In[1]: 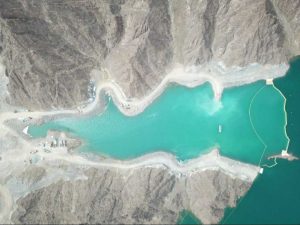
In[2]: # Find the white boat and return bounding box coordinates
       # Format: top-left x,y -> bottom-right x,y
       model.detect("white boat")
218,125 -> 222,133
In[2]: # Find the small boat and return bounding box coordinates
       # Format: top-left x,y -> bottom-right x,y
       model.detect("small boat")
259,168 -> 264,174
218,125 -> 222,133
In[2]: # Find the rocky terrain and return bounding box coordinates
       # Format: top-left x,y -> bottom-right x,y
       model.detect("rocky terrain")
9,164 -> 251,224
0,1 -> 299,224
0,0 -> 299,110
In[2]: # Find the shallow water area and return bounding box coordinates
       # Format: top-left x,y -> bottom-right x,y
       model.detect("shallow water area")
29,79 -> 287,165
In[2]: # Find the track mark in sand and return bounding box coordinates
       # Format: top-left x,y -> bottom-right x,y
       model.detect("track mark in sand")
0,185 -> 13,223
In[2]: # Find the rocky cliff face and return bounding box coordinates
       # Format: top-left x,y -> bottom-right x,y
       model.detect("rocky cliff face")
10,166 -> 251,224
0,0 -> 299,110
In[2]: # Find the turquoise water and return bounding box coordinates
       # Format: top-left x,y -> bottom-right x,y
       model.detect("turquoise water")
29,80 -> 287,165
177,210 -> 202,225
221,57 -> 300,224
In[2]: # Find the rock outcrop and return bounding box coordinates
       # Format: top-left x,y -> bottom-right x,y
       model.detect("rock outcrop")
0,0 -> 299,109
10,166 -> 251,224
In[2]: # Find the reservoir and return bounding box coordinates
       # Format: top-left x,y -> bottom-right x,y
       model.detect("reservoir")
28,75 -> 288,166
27,57 -> 300,224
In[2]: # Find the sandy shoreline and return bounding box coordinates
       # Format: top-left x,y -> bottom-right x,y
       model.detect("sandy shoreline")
30,147 -> 260,182
89,63 -> 289,116
0,63 -> 289,123
95,149 -> 261,181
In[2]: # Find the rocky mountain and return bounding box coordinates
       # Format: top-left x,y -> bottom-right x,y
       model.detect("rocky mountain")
0,0 -> 299,110
10,165 -> 251,224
